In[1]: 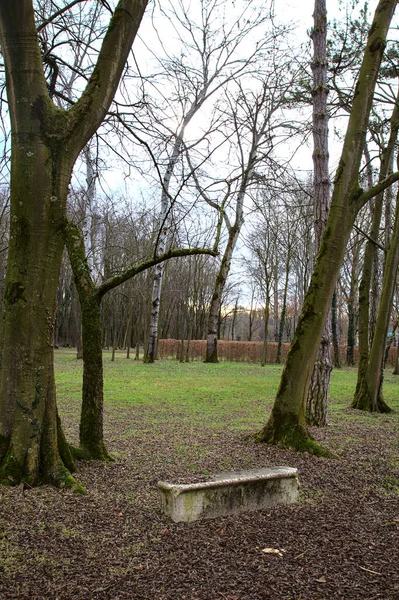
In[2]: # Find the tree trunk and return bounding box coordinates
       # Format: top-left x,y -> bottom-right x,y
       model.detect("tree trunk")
255,0 -> 397,454
346,272 -> 357,366
0,1 -> 79,488
66,224 -> 112,461
0,0 -> 148,487
355,99 -> 399,396
276,258 -> 290,364
393,339 -> 399,375
352,189 -> 399,412
261,299 -> 270,367
306,0 -> 332,427
205,226 -> 239,363
331,288 -> 341,368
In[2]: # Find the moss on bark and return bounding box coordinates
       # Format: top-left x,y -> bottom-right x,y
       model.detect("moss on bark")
254,410 -> 332,458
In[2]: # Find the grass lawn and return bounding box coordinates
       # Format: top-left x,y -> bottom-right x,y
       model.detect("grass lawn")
55,349 -> 399,439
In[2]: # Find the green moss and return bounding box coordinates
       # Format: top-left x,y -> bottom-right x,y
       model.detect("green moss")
54,461 -> 85,494
0,446 -> 23,486
4,281 -> 26,305
0,436 -> 9,462
254,410 -> 334,458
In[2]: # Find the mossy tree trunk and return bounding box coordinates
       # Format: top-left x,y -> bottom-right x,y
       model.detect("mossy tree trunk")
306,0 -> 332,427
0,0 -> 148,487
67,222 -> 217,458
352,187 -> 399,412
355,94 -> 399,398
255,0 -> 398,453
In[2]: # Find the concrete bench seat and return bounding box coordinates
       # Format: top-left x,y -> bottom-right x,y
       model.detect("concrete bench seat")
158,466 -> 299,522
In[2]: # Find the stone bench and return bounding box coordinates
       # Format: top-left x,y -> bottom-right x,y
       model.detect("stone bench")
158,466 -> 299,523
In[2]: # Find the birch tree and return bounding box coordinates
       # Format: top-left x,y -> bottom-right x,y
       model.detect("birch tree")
140,0 -> 278,362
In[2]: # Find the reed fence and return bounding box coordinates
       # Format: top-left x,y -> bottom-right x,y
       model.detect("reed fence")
157,339 -> 398,366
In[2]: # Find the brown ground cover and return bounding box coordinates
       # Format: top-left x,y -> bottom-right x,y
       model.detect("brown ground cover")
0,401 -> 398,599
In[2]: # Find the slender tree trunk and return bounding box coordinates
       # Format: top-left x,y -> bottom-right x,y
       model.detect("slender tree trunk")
255,0 -> 397,453
146,91 -> 209,363
331,288 -> 341,368
205,227 -> 239,362
261,298 -> 270,367
273,268 -> 279,342
352,189 -> 399,412
306,0 -> 332,427
66,225 -> 112,461
276,258 -> 290,364
346,295 -> 356,366
393,338 -> 399,374
355,102 -> 399,398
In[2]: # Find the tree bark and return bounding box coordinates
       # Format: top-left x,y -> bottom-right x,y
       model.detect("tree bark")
306,0 -> 332,427
261,299 -> 270,367
0,0 -> 149,487
255,0 -> 397,454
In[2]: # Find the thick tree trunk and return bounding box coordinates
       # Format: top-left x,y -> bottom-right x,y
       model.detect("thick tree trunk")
0,144 -> 81,487
0,0 -> 148,487
255,0 -> 397,453
306,0 -> 332,427
0,1 -> 80,487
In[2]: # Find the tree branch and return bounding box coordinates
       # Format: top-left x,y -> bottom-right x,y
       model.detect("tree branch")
36,0 -> 88,33
358,170 -> 399,209
352,224 -> 386,253
96,247 -> 218,300
68,0 -> 148,151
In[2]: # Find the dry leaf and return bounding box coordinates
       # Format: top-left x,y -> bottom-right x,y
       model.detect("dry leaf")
262,548 -> 284,557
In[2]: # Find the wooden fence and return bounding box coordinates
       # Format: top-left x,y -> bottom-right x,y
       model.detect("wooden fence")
157,339 -> 398,366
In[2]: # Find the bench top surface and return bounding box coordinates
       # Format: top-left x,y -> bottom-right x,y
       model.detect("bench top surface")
158,466 -> 298,493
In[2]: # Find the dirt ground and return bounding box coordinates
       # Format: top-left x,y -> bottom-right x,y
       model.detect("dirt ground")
0,404 -> 398,600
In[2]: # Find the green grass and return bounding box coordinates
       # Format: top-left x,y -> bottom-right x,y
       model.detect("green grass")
55,350 -> 399,433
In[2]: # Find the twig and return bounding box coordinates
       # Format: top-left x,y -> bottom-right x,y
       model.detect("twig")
359,566 -> 382,576
294,550 -> 308,560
